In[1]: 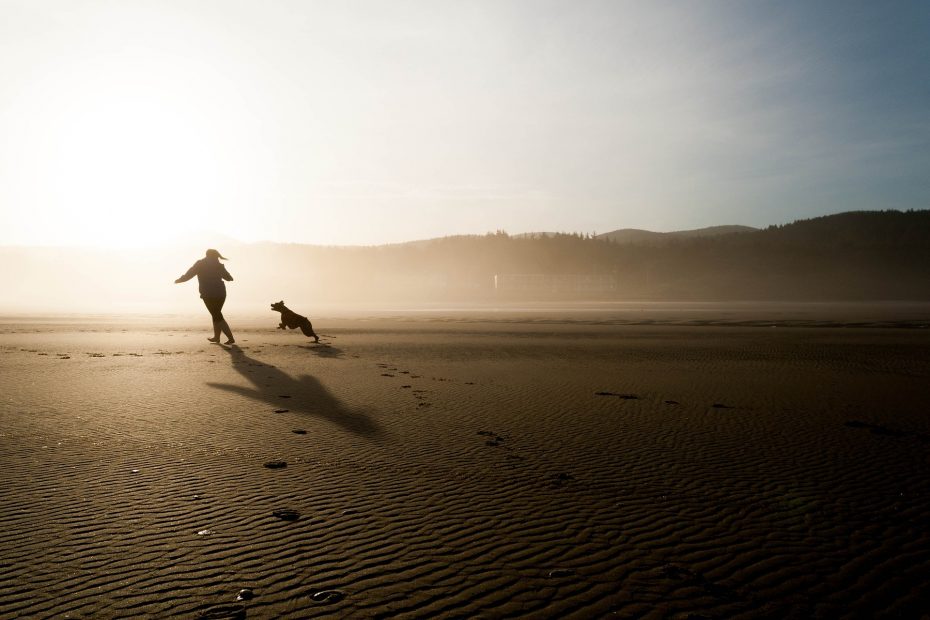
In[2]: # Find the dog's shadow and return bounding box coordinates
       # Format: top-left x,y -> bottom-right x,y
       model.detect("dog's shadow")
295,342 -> 344,359
207,346 -> 381,438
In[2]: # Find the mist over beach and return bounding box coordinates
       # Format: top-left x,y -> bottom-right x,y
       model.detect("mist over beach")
2,1 -> 930,618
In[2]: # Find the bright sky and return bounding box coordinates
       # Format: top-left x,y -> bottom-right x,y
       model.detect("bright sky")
1,0 -> 927,247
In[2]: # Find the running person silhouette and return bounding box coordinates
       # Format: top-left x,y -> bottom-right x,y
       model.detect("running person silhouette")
175,249 -> 236,345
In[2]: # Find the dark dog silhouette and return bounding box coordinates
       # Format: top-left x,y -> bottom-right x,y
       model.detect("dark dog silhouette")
271,300 -> 319,342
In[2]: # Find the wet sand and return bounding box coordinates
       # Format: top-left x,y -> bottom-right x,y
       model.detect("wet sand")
2,311 -> 929,618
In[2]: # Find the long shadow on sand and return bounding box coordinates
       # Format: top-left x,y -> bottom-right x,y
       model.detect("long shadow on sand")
207,346 -> 382,439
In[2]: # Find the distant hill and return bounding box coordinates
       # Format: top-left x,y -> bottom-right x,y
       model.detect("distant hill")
596,225 -> 757,244
0,210 -> 928,311
396,225 -> 757,247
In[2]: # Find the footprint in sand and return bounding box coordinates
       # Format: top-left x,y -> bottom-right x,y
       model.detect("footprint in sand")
272,508 -> 300,521
660,564 -> 735,600
310,589 -> 346,604
711,403 -> 733,409
478,430 -> 506,447
278,395 -> 291,399
197,604 -> 246,619
845,420 -> 905,436
845,420 -> 926,441
551,472 -> 575,487
292,429 -> 307,435
595,391 -> 639,399
401,385 -> 412,388
661,564 -> 695,580
665,400 -> 680,405
264,461 -> 287,469
274,409 -> 290,413
381,373 -> 395,377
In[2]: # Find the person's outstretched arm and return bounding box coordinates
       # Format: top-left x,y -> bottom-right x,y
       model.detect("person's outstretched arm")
221,265 -> 233,282
174,264 -> 197,284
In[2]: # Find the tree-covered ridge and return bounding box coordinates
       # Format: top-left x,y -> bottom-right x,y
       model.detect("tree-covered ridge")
276,209 -> 930,301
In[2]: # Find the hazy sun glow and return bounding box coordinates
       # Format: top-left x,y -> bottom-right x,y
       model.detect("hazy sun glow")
0,1 -> 927,248
45,90 -> 219,247
1,2 -> 277,248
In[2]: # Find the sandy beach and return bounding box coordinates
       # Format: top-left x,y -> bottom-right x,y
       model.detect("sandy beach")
2,308 -> 929,618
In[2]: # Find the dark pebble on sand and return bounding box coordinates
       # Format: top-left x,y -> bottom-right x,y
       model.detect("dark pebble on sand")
264,461 -> 287,469
273,508 -> 301,521
310,589 -> 346,604
548,568 -> 576,578
236,589 -> 254,602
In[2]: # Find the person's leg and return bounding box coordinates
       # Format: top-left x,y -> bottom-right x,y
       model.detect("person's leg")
220,320 -> 234,344
203,298 -> 224,342
215,297 -> 234,344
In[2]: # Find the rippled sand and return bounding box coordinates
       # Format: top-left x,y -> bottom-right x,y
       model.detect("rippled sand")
1,312 -> 929,618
